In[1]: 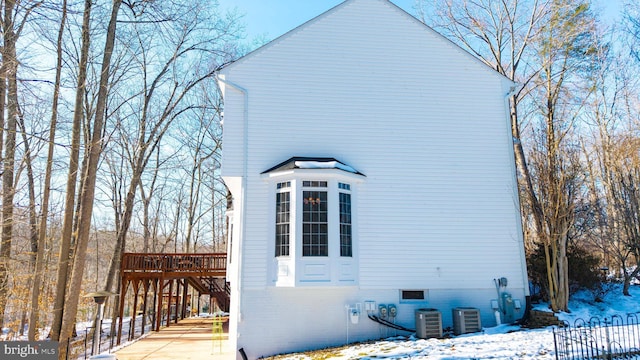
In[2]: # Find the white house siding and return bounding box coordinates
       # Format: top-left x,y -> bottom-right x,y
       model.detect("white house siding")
219,0 -> 527,358
218,83 -> 245,179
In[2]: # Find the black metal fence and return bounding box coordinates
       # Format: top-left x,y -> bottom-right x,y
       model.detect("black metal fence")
64,316 -> 153,359
554,313 -> 640,359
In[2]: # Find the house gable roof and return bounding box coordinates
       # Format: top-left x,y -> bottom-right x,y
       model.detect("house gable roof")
262,157 -> 365,176
219,0 -> 513,86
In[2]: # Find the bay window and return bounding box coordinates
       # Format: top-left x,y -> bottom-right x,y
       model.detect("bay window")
263,157 -> 364,286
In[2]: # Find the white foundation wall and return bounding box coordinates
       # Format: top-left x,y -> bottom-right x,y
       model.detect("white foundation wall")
236,286 -> 526,359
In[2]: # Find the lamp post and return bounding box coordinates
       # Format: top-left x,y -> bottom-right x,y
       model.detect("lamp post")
84,291 -> 116,356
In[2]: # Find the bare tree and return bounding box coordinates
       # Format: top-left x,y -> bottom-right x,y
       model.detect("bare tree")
527,0 -> 598,310
98,0 -> 241,308
0,0 -> 42,328
171,80 -> 224,253
16,104 -> 39,337
50,0 -> 92,341
57,0 -> 124,356
138,147 -> 160,252
625,1 -> 640,62
100,0 -> 242,329
28,0 -> 67,341
607,137 -> 640,294
0,0 -> 234,342
582,27 -> 640,295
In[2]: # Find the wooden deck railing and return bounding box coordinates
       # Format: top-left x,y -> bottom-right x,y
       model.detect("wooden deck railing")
122,253 -> 227,273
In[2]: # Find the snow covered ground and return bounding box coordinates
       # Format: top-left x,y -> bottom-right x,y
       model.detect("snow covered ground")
270,284 -> 640,359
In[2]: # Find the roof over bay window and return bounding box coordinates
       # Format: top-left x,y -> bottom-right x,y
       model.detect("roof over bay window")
261,157 -> 365,177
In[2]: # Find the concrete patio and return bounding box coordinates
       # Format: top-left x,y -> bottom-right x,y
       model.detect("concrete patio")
112,317 -> 231,359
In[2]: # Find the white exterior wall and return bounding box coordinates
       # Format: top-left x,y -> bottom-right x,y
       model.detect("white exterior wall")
219,0 -> 528,358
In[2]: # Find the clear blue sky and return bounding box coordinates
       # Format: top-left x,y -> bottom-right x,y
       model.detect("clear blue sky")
216,0 -> 418,41
217,0 -> 622,43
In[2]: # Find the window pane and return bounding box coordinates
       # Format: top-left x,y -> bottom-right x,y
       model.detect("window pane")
275,192 -> 290,256
340,192 -> 352,257
303,191 -> 328,257
303,180 -> 327,188
277,181 -> 290,189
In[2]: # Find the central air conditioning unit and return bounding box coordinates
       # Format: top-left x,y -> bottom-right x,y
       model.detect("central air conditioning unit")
452,307 -> 481,335
415,308 -> 442,339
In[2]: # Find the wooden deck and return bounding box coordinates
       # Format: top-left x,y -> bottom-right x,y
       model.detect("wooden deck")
117,253 -> 229,346
122,253 -> 227,278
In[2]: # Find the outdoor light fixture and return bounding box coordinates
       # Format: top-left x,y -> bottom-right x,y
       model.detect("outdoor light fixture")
84,291 -> 117,356
85,290 -> 116,305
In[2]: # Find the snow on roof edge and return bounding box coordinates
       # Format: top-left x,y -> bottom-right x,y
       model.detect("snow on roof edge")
294,160 -> 357,174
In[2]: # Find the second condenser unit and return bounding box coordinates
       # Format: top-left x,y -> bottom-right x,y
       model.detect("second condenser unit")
452,307 -> 481,335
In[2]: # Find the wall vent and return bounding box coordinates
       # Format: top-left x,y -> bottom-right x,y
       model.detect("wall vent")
415,308 -> 442,339
452,307 -> 481,335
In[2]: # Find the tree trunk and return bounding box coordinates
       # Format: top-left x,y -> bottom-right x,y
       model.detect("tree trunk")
510,93 -> 546,249
17,104 -> 39,337
50,0 -> 91,341
139,148 -> 160,253
0,9 -> 5,168
104,171 -> 142,295
0,0 -> 19,329
58,1 -> 123,357
97,168 -> 144,337
29,0 -> 67,342
140,183 -> 151,253
623,266 -> 640,296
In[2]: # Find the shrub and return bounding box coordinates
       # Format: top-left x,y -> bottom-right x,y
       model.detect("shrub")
527,244 -> 602,302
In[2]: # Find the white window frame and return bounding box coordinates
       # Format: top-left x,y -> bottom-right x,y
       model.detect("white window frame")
301,181 -> 329,257
339,183 -> 353,258
275,181 -> 291,257
264,168 -> 363,287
